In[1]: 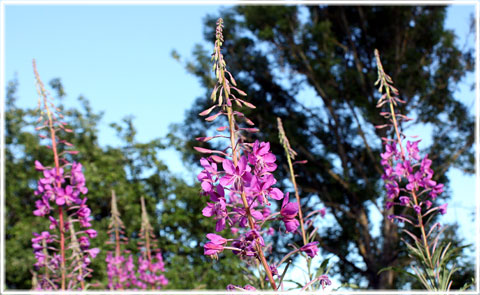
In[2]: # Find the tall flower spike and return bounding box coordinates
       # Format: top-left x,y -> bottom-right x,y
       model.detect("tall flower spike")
108,190 -> 125,258
375,49 -> 431,253
196,18 -> 301,291
374,50 -> 459,291
32,60 -> 98,290
136,197 -> 168,290
106,190 -> 135,290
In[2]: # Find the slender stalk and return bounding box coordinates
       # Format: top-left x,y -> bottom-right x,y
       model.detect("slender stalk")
287,156 -> 307,245
301,276 -> 320,291
278,248 -> 301,268
58,207 -> 66,290
110,190 -> 124,290
277,118 -> 307,245
111,191 -> 121,259
140,197 -> 155,290
278,259 -> 292,289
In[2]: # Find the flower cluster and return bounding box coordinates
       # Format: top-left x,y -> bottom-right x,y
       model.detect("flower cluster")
135,197 -> 168,289
136,252 -> 168,289
199,141 -> 302,259
32,161 -> 99,289
381,141 -> 446,217
105,253 -> 136,289
105,192 -> 168,290
199,142 -> 297,227
105,190 -> 135,290
374,50 -> 446,222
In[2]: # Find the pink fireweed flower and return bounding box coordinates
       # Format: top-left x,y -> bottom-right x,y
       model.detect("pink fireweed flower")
280,193 -> 300,233
198,157 -> 219,193
231,230 -> 265,258
204,242 -> 225,256
85,229 -> 97,238
202,198 -> 228,232
219,156 -> 252,187
399,196 -> 410,206
300,241 -> 319,258
206,233 -> 228,244
33,197 -> 51,217
406,140 -> 421,161
247,174 -> 284,204
318,274 -> 332,289
248,141 -> 277,175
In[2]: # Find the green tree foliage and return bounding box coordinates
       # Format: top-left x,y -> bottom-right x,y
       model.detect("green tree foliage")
173,5 -> 475,289
5,78 -> 247,289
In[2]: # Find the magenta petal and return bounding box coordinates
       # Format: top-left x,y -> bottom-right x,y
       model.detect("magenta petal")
216,184 -> 225,197
86,229 -> 97,238
263,153 -> 276,163
281,202 -> 298,218
269,188 -> 283,200
204,242 -> 223,255
200,157 -> 210,168
202,204 -> 214,217
282,192 -> 290,208
215,218 -> 226,232
251,210 -> 264,221
242,171 -> 253,183
284,218 -> 299,233
35,160 -> 45,171
262,174 -> 275,188
259,141 -> 270,154
89,248 -> 100,258
222,159 -> 235,175
219,175 -> 235,187
238,156 -> 248,172
206,233 -> 227,245
439,203 -> 448,214
56,197 -> 65,206
201,181 -> 213,192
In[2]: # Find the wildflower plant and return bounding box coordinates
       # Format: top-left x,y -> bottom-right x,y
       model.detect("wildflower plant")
105,190 -> 136,290
196,18 -> 330,291
31,60 -> 99,290
105,192 -> 167,290
375,50 -> 473,291
135,197 -> 168,290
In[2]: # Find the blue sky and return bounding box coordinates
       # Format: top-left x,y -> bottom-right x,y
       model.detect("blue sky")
2,2 -> 477,287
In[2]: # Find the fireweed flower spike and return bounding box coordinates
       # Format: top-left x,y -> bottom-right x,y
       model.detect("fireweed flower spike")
374,50 -> 468,291
197,19 -> 331,291
196,18 -> 295,290
105,190 -> 136,290
32,60 -> 98,290
136,197 -> 168,290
